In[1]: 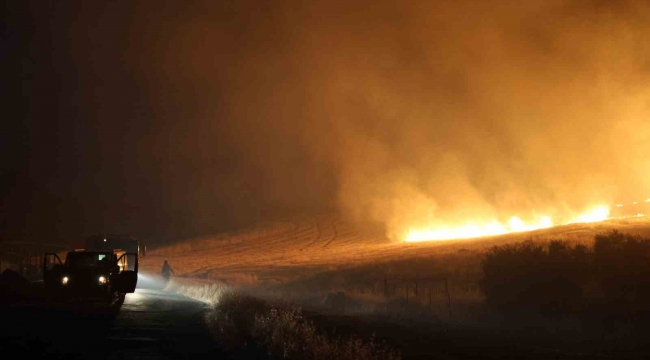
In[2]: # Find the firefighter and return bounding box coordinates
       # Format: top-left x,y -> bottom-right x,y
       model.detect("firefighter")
161,260 -> 175,285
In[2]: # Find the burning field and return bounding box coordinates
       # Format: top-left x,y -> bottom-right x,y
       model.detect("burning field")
141,193 -> 650,284
406,198 -> 650,242
142,194 -> 650,284
141,207 -> 650,287
144,212 -> 650,358
7,0 -> 650,358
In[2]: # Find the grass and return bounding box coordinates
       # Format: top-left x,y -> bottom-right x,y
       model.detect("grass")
148,215 -> 650,323
149,215 -> 650,358
177,283 -> 401,360
142,215 -> 650,286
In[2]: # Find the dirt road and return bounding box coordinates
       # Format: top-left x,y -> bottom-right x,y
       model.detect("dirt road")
0,273 -> 225,360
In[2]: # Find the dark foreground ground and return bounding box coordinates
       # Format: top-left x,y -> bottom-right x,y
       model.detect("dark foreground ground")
0,273 -> 225,360
302,309 -> 650,360
3,271 -> 650,360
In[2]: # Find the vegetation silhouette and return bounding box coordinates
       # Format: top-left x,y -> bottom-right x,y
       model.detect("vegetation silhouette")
593,230 -> 650,313
481,230 -> 650,321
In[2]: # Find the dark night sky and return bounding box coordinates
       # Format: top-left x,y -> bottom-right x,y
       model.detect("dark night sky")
2,1 -> 337,246
2,1 -> 649,246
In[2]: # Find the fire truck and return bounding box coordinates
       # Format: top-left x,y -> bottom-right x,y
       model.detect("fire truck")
42,234 -> 140,304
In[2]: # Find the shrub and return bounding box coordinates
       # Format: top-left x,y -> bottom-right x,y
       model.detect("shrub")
480,240 -> 587,315
253,307 -> 400,360
210,291 -> 269,348
183,285 -> 400,359
481,231 -> 650,318
592,230 -> 650,311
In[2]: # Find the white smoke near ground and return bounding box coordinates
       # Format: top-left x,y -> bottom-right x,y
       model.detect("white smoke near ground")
175,283 -> 231,305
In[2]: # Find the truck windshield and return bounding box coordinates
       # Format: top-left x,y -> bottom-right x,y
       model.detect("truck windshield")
66,252 -> 112,268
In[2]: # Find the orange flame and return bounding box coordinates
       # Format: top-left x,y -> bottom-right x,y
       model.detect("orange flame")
567,206 -> 609,224
405,206 -> 610,242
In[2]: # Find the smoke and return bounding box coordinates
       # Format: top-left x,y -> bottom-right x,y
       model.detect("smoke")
125,0 -> 650,240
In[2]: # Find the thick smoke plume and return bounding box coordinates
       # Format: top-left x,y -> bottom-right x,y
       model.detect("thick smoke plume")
23,0 -> 640,242
129,0 -> 650,240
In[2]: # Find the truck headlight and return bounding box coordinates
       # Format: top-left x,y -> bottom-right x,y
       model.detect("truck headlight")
99,276 -> 107,284
62,276 -> 69,285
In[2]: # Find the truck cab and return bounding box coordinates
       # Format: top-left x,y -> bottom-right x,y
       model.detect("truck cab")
43,249 -> 138,304
84,234 -> 142,257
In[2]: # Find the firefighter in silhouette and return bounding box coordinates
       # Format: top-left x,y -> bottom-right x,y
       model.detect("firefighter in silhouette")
161,260 -> 175,285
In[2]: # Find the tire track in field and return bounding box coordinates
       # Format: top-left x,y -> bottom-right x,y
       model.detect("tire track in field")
321,221 -> 338,248
300,222 -> 323,251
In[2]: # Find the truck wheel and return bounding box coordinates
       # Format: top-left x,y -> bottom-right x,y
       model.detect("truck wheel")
117,293 -> 126,305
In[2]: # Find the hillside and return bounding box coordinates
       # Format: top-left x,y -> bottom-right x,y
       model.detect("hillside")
141,215 -> 650,287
